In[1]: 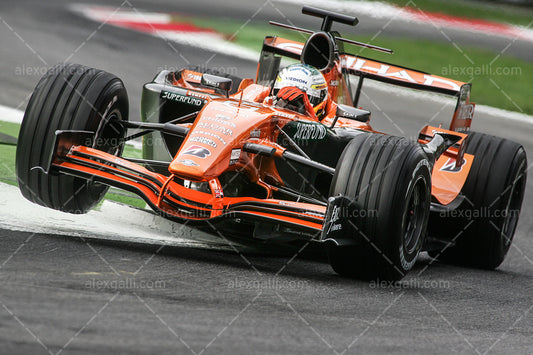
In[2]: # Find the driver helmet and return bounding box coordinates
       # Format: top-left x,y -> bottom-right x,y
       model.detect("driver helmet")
273,63 -> 328,118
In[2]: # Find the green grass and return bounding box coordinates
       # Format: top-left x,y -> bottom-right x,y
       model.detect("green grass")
349,35 -> 533,114
104,190 -> 146,209
171,15 -> 299,53
122,144 -> 142,159
0,144 -> 17,186
175,15 -> 533,115
0,121 -> 20,186
0,121 -> 21,138
0,121 -> 146,208
377,0 -> 533,27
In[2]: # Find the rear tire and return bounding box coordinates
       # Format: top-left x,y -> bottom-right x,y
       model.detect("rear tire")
327,133 -> 431,280
428,131 -> 527,269
16,63 -> 128,214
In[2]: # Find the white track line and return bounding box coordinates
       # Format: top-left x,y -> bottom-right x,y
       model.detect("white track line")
70,4 -> 172,24
0,181 -> 233,250
71,4 -> 259,62
362,80 -> 533,125
157,31 -> 259,62
0,104 -> 142,149
0,105 -> 24,124
275,0 -> 533,42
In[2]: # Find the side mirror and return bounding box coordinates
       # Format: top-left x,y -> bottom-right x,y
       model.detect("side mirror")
201,74 -> 232,97
336,104 -> 370,123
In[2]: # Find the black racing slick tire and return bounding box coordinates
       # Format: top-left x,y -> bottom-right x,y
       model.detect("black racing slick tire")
428,131 -> 527,269
327,134 -> 431,281
16,63 -> 128,214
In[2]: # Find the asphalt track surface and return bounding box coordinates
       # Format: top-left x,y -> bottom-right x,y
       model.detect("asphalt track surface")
0,0 -> 532,354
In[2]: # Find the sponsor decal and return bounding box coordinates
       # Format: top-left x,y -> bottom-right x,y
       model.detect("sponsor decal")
229,148 -> 241,165
305,211 -> 324,218
214,107 -> 235,114
182,145 -> 211,159
187,90 -> 209,100
176,159 -> 199,167
189,136 -> 217,148
191,131 -> 226,145
204,116 -> 236,127
208,179 -> 224,198
222,100 -> 259,111
214,188 -> 224,198
285,76 -> 308,85
327,205 -> 342,234
230,149 -> 241,160
242,86 -> 264,100
202,77 -> 217,87
186,72 -> 202,81
197,122 -> 233,136
289,66 -> 311,75
344,57 -> 416,83
216,114 -> 231,120
249,129 -> 261,138
440,157 -> 466,172
458,104 -> 475,120
311,83 -> 327,90
281,227 -> 316,238
276,42 -> 304,54
423,74 -> 461,91
161,91 -> 204,106
343,56 -> 461,91
274,112 -> 294,119
293,122 -> 327,140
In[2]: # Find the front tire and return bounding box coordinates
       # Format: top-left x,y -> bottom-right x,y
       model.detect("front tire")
16,63 -> 128,213
428,131 -> 527,268
327,134 -> 431,280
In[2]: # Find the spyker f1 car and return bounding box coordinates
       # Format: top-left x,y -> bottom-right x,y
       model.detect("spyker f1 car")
16,7 -> 527,280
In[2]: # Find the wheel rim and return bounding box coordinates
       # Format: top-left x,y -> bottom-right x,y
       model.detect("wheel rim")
88,105 -> 125,195
93,109 -> 124,156
501,163 -> 526,247
402,177 -> 429,254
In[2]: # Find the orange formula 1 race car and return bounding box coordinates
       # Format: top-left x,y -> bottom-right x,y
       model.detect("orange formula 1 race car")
16,7 -> 527,280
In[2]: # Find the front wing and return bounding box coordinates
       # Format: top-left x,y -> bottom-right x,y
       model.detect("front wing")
49,131 -> 327,239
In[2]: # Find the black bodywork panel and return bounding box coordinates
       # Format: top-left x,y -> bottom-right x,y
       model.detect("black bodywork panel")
275,121 -> 364,200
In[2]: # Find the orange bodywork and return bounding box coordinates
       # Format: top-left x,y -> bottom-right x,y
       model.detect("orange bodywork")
50,35 -> 477,235
432,153 -> 474,205
417,126 -> 472,204
54,144 -> 326,230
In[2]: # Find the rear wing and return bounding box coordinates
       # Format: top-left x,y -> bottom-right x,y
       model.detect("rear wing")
258,36 -> 474,132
